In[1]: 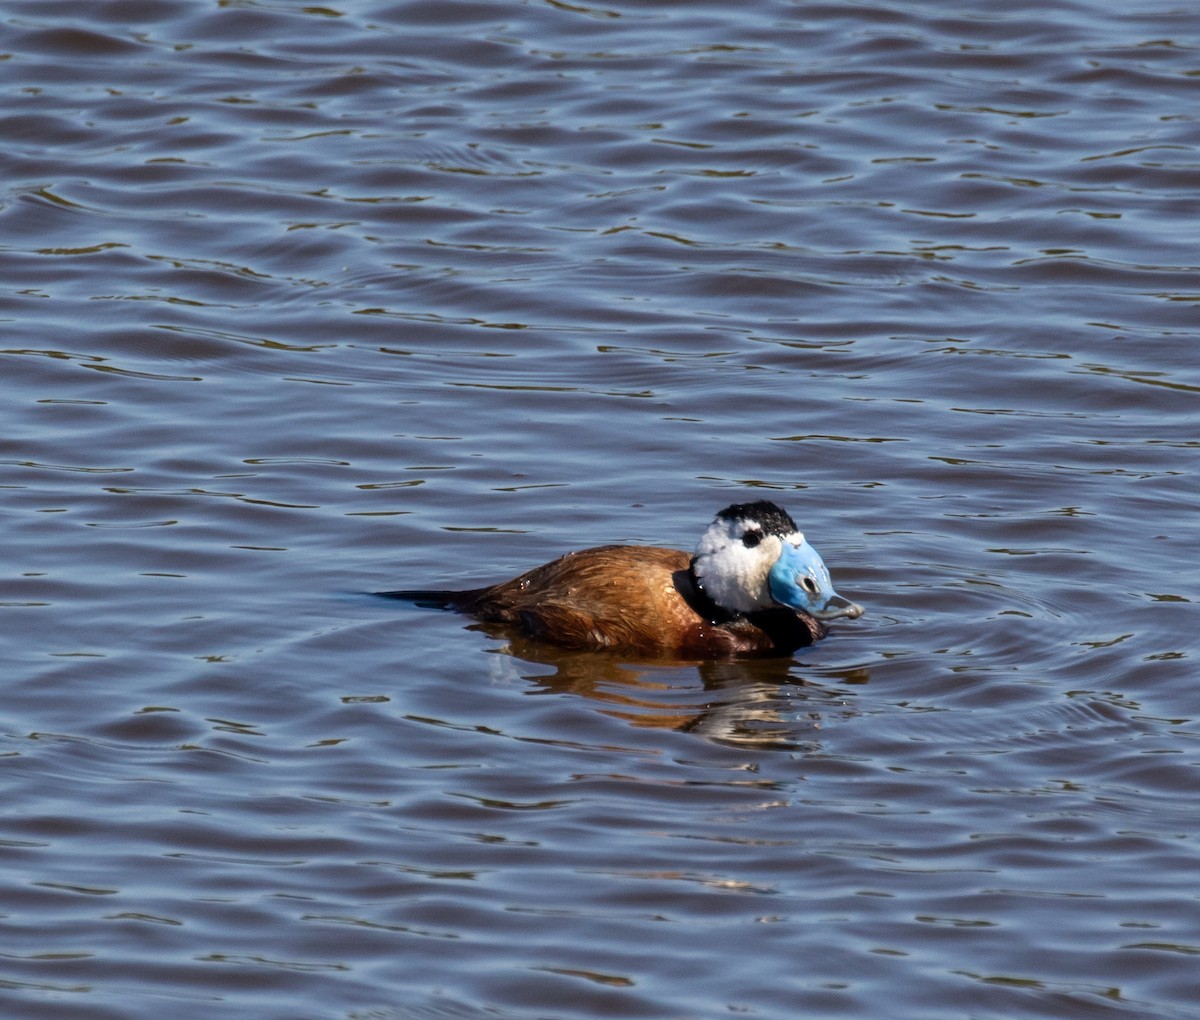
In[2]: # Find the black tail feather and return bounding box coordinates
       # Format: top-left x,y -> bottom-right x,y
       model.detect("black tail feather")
373,588 -> 476,610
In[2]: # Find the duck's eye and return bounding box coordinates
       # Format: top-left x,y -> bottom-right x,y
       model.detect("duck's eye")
742,530 -> 762,549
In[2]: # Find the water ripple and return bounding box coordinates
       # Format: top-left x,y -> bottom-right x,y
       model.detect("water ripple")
3,0 -> 1200,1016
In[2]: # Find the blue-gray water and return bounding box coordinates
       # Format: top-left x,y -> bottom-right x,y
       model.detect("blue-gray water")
2,1 -> 1198,1017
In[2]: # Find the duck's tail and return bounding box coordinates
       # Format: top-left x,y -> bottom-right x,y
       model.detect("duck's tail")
373,588 -> 479,610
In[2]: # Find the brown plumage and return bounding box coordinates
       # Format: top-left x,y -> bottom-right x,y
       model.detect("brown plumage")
380,544 -> 827,658
378,501 -> 863,658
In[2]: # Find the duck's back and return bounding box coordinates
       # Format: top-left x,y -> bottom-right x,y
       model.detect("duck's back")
457,545 -> 682,650
453,545 -> 821,656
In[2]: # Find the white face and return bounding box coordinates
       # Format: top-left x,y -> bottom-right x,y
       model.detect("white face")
691,508 -> 862,621
692,512 -> 800,614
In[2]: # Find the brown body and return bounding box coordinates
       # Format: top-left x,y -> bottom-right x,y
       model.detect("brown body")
393,545 -> 827,658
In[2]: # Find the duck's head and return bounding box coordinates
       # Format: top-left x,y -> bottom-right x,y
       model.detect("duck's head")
692,500 -> 863,621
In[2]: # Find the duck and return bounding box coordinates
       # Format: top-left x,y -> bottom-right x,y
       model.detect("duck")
376,500 -> 863,658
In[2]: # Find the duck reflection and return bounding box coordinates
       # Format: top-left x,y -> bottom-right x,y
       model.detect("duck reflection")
469,620 -> 869,749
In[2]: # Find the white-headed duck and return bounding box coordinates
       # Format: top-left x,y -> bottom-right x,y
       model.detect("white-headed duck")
378,500 -> 863,657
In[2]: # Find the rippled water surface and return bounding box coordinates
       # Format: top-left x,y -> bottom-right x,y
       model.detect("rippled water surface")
3,0 -> 1199,1016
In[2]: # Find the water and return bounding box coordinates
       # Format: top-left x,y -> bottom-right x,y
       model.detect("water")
2,0 -> 1198,1016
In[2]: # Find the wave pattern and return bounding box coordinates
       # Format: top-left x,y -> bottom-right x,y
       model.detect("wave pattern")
1,0 -> 1198,1016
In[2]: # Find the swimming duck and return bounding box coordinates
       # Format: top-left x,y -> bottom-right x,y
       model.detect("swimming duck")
377,500 -> 862,657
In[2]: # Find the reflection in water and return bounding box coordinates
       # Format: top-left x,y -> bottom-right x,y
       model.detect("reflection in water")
7,0 -> 1200,1014
472,622 -> 870,749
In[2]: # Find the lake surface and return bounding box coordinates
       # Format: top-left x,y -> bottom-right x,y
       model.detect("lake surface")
2,0 -> 1198,1016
